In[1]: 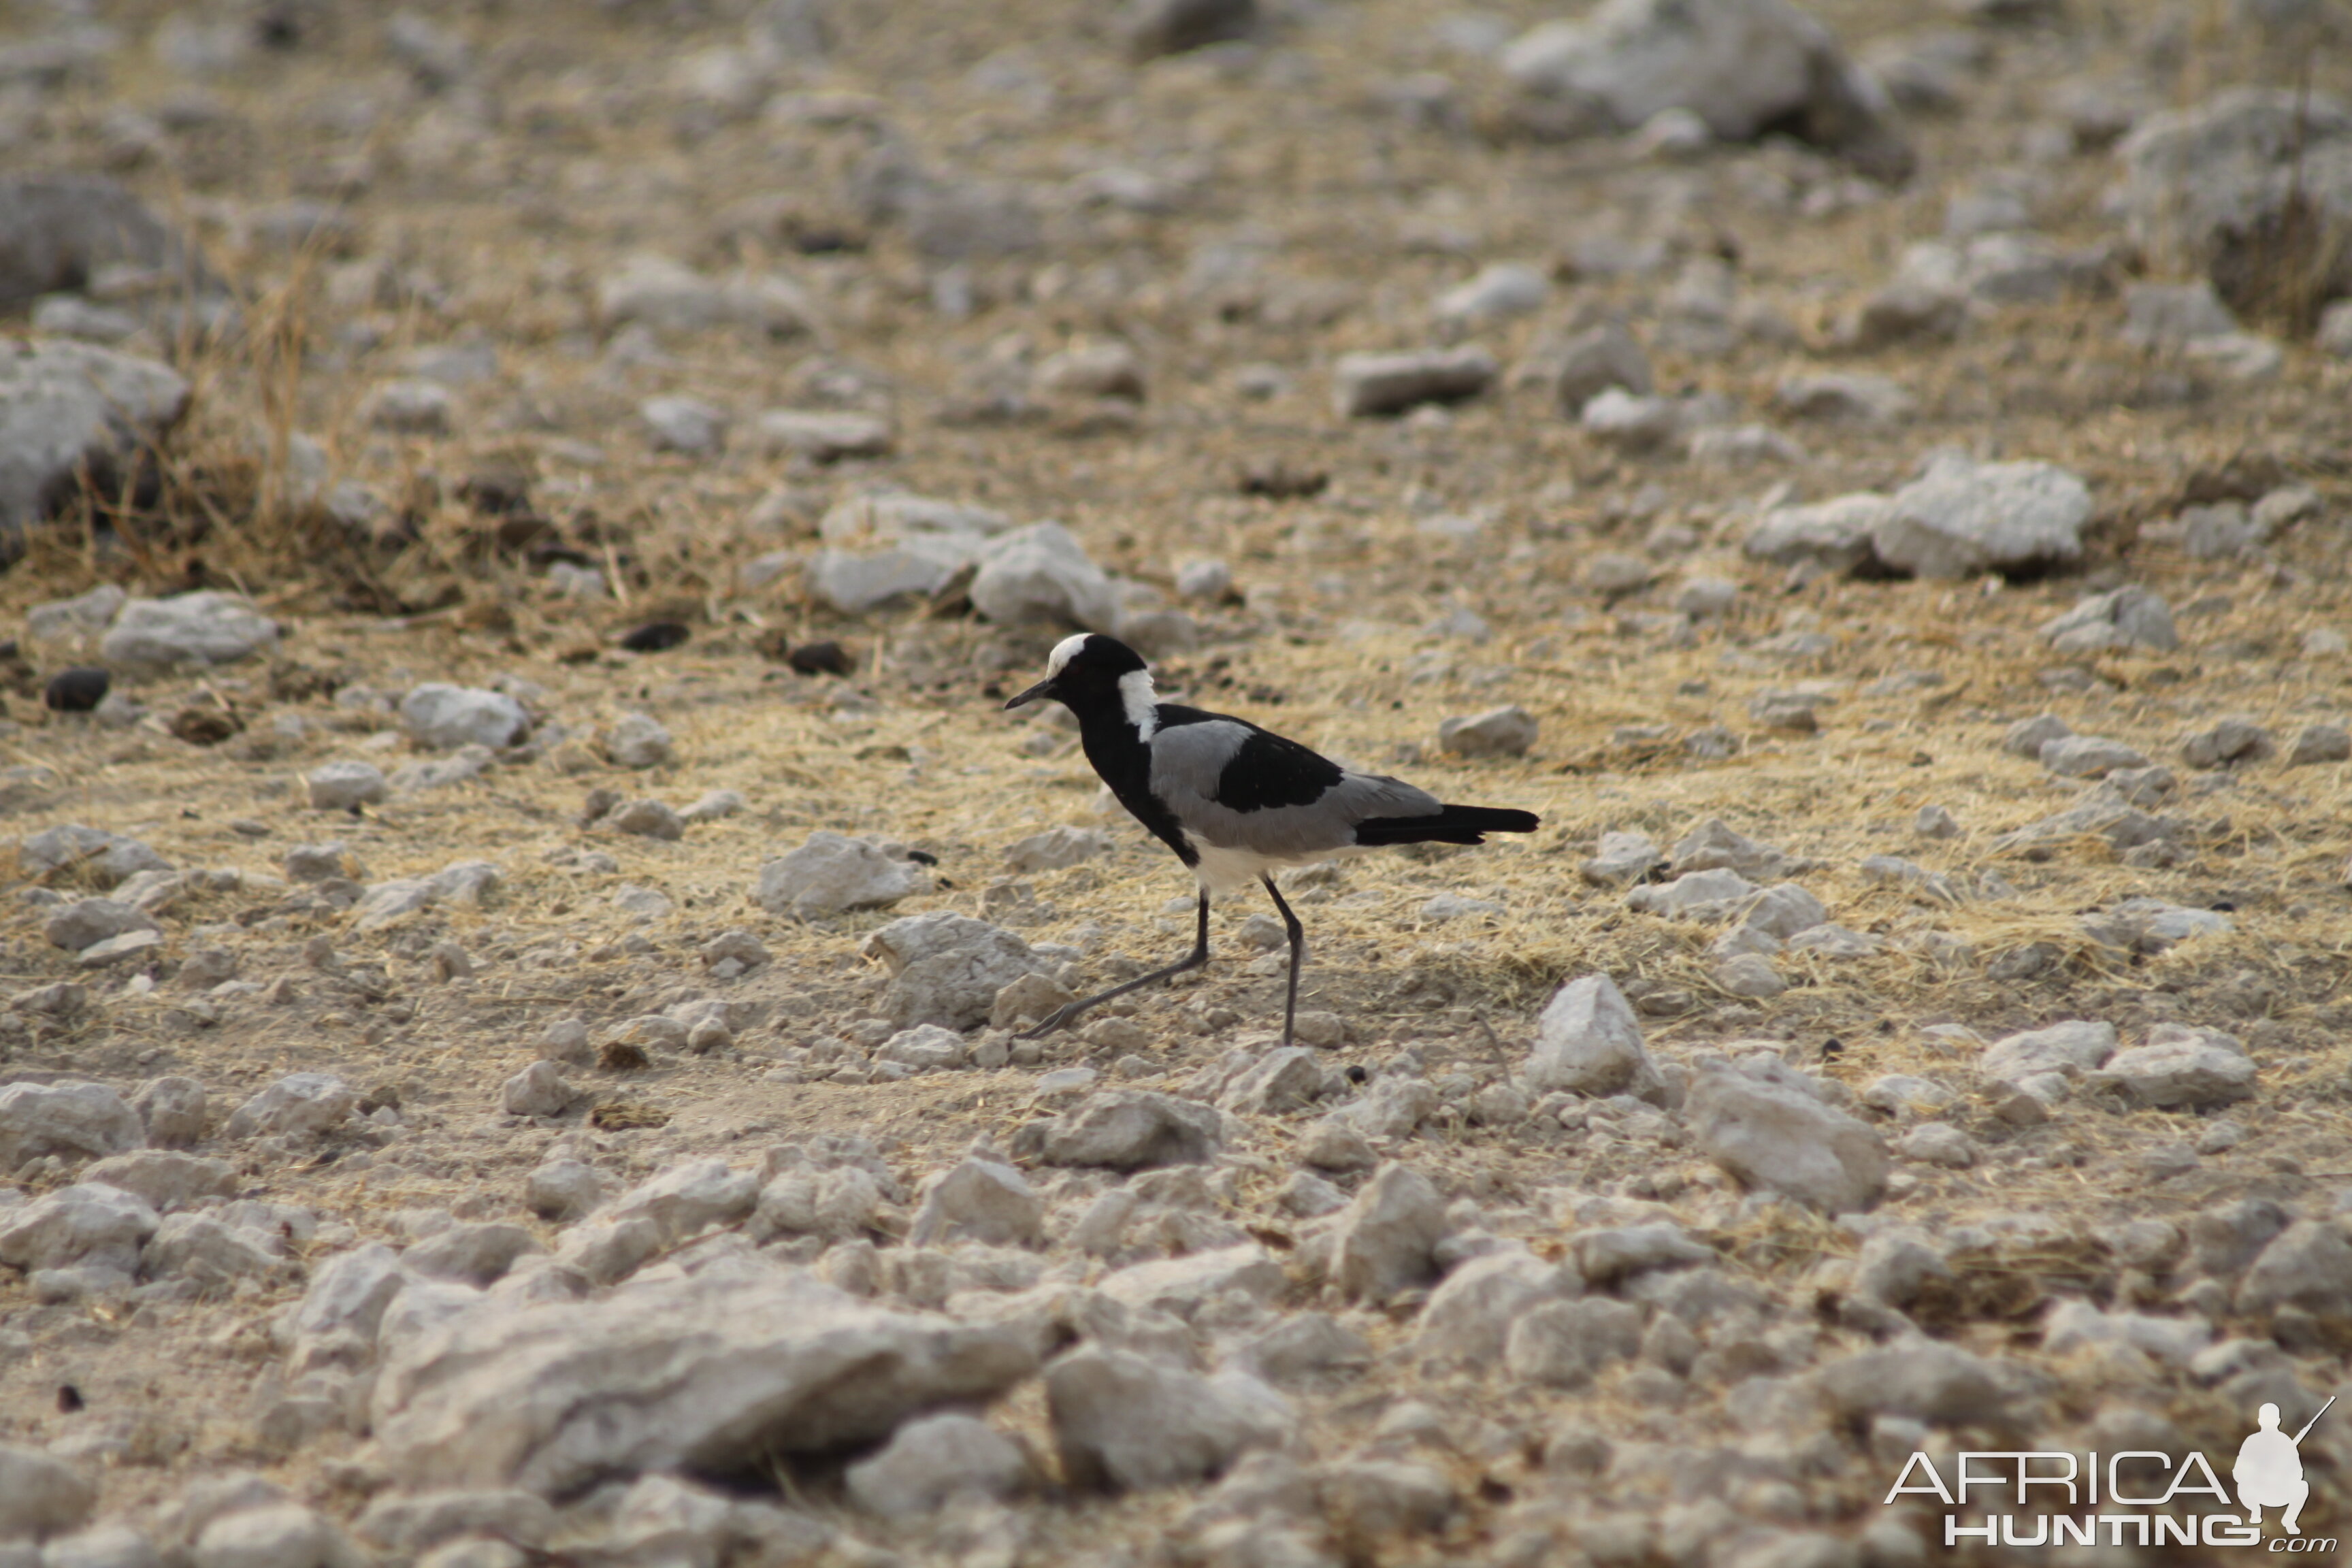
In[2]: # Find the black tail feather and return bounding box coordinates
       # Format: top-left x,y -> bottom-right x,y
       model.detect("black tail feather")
1352,805 -> 1541,847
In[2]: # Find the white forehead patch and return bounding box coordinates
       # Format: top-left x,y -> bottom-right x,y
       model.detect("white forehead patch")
1045,633 -> 1091,676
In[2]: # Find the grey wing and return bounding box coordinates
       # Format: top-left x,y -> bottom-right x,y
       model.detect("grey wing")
1149,719 -> 1441,858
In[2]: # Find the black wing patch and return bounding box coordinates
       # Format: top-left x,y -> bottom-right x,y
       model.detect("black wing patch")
1212,724 -> 1345,813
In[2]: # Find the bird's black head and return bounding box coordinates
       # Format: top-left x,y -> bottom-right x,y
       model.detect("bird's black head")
1003,632 -> 1149,715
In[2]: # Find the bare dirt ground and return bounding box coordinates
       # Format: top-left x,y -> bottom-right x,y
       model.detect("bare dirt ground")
3,0 -> 2352,1563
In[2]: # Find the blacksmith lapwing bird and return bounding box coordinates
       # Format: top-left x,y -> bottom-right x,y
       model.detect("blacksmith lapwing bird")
1004,633 -> 1540,1047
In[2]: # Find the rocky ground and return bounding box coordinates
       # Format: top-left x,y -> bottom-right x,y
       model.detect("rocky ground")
2,0 -> 2352,1563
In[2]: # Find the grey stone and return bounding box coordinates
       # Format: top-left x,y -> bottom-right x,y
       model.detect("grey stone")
1333,346 -> 1497,418
1028,1090 -> 1222,1171
681,789 -> 746,824
1332,1164 -> 1446,1302
499,1062 -> 574,1120
969,523 -> 1120,632
0,1080 -> 143,1169
1526,975 -> 1660,1098
1579,387 -> 1703,451
0,342 -> 191,555
757,404 -> 894,461
80,1151 -> 234,1211
525,1161 -> 606,1222
1686,1066 -> 1887,1213
2121,280 -> 2237,348
605,713 -> 674,770
1004,826 -> 1113,873
0,1443 -> 96,1541
224,1073 -> 355,1140
0,175 -> 197,307
755,832 -> 928,920
862,913 -> 1044,1029
1301,1117 -> 1378,1173
1574,1223 -> 1711,1284
639,396 -> 728,455
1852,1231 -> 1951,1307
809,536 -> 981,615
1501,0 -> 1912,178
24,583 -> 127,662
1581,830 -> 1663,885
1776,372 -> 1913,424
877,1024 -> 965,1072
2178,715 -> 2276,769
1036,344 -> 1145,401
1216,1047 -> 1326,1116
282,843 -> 356,885
368,379 -> 453,434
603,1159 -> 760,1247
1046,1346 -> 1291,1491
595,255 -> 813,339
354,1490 -> 555,1556
353,880 -> 437,932
1415,1247 -> 1580,1365
1834,285 -> 1966,355
401,686 -> 527,751
1330,1077 -> 1439,1141
2040,735 -> 2150,778
1240,1313 -> 1371,1385
2104,1026 -> 2255,1109
1817,1339 -> 2006,1424
2082,898 -> 2232,956
131,1077 -> 207,1149
407,1224 -> 544,1288
0,1181 -> 157,1273
1502,1297 -> 1646,1387
1437,705 -> 1537,757
2002,713 -> 2072,757
1687,423 -> 1807,471
389,749 -> 493,796
1870,453 -> 2091,579
2238,1222 -> 2352,1318
1739,883 -> 1827,938
2039,586 -> 2179,653
1629,866 -> 1759,922
607,800 -> 683,841
42,1524 -> 161,1568
43,898 -> 159,953
373,1269 -> 1037,1494
306,762 -> 388,811
1545,323 -> 1653,410
191,1504 -> 353,1568
908,1158 -> 1041,1247
1435,262 -> 1548,325
2290,723 -> 2352,766
142,1213 -> 289,1292
2110,88 -> 2352,310
1673,820 -> 1812,881
1980,1021 -> 2114,1084
845,1412 -> 1028,1515
1897,1122 -> 1978,1167
74,929 -> 161,969
1743,493 -> 1893,573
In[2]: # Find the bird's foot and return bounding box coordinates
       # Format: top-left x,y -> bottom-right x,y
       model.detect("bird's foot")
1016,1002 -> 1088,1041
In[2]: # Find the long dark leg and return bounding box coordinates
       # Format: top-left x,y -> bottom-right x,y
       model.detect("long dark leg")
1019,890 -> 1209,1040
1262,875 -> 1305,1049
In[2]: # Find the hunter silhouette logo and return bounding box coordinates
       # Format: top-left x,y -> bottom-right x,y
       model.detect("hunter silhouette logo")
1886,1396 -> 2336,1551
2238,1398 -> 2333,1536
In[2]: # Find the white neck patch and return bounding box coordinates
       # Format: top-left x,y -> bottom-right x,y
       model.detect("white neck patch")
1118,668 -> 1158,739
1045,633 -> 1090,676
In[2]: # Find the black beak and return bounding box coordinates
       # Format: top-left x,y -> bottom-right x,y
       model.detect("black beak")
1004,676 -> 1057,711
